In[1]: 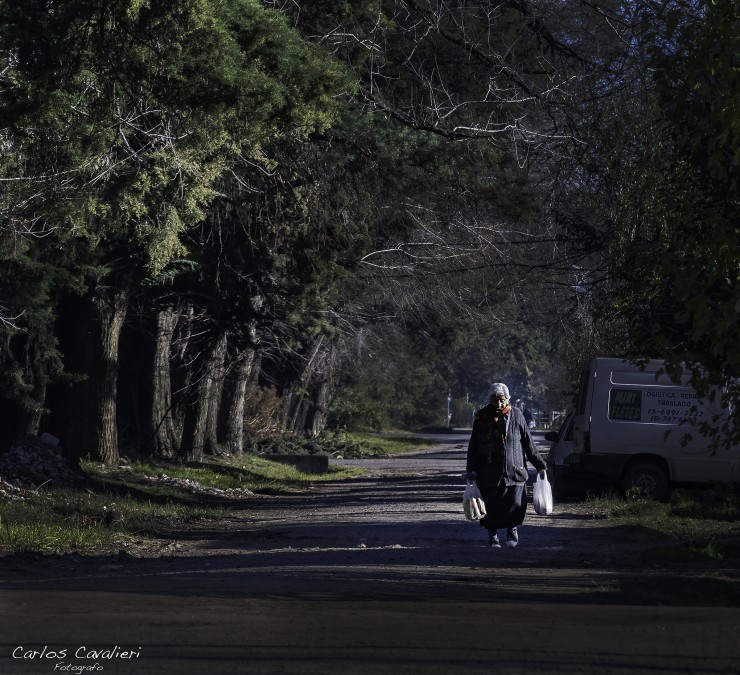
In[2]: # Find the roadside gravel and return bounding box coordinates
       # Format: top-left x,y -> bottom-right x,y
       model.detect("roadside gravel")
2,437 -> 738,608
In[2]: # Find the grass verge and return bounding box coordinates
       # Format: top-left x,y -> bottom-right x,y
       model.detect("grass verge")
585,486 -> 740,562
245,430 -> 437,458
0,453 -> 363,556
341,432 -> 437,456
0,489 -> 215,555
581,487 -> 740,607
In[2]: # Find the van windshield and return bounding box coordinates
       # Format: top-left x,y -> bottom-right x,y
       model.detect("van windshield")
558,411 -> 574,441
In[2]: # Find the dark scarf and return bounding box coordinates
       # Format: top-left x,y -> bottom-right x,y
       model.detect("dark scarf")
491,406 -> 512,433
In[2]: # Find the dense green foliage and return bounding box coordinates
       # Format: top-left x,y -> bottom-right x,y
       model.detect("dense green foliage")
609,0 -> 739,446
0,0 -> 353,458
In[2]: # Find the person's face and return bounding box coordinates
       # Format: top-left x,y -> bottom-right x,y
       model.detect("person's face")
492,395 -> 509,411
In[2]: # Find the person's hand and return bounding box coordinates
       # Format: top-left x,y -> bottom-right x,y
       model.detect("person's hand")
539,469 -> 547,478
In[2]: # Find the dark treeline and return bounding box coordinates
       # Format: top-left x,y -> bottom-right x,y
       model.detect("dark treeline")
1,1 -> 737,464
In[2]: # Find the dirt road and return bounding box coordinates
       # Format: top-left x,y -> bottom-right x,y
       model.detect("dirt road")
1,437 -> 739,674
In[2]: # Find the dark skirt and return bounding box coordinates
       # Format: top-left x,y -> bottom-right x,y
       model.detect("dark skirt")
478,483 -> 527,531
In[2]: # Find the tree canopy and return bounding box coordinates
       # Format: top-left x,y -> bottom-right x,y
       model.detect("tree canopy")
0,0 -> 737,459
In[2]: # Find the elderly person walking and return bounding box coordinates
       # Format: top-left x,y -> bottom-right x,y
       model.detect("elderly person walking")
466,383 -> 547,548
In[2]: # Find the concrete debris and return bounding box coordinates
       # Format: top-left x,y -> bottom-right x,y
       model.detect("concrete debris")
137,471 -> 254,498
0,477 -> 27,501
0,435 -> 254,501
0,435 -> 82,497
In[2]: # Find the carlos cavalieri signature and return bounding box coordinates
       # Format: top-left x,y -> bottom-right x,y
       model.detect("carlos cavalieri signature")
13,645 -> 142,671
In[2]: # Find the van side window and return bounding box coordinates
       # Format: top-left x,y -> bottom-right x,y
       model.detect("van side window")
608,389 -> 642,421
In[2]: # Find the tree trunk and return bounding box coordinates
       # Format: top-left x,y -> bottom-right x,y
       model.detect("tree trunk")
203,331 -> 226,455
281,335 -> 338,437
24,379 -> 46,436
151,306 -> 181,457
0,329 -> 53,444
219,342 -> 255,455
62,283 -> 130,465
282,335 -> 325,434
179,330 -> 226,461
307,345 -> 337,437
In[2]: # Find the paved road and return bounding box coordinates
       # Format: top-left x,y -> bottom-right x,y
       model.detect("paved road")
3,591 -> 738,675
1,436 -> 739,675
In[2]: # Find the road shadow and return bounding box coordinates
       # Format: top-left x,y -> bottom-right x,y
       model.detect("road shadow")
2,457 -> 739,609
2,512 -> 739,608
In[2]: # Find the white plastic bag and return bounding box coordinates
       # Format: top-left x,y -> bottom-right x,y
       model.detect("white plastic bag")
463,481 -> 487,521
533,473 -> 553,516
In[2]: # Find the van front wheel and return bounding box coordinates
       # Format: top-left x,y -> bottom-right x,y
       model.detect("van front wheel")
621,461 -> 669,501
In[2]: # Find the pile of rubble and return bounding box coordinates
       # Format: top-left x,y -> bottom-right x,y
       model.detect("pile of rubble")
0,434 -> 83,497
0,435 -> 255,501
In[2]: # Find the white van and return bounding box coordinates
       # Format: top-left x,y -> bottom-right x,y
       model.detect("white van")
559,358 -> 739,500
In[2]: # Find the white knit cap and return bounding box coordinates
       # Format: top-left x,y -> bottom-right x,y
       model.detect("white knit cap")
488,383 -> 510,400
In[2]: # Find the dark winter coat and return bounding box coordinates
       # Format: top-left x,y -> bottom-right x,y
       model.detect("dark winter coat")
466,405 -> 546,488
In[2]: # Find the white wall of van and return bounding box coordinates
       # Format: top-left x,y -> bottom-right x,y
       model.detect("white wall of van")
561,358 -> 739,500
